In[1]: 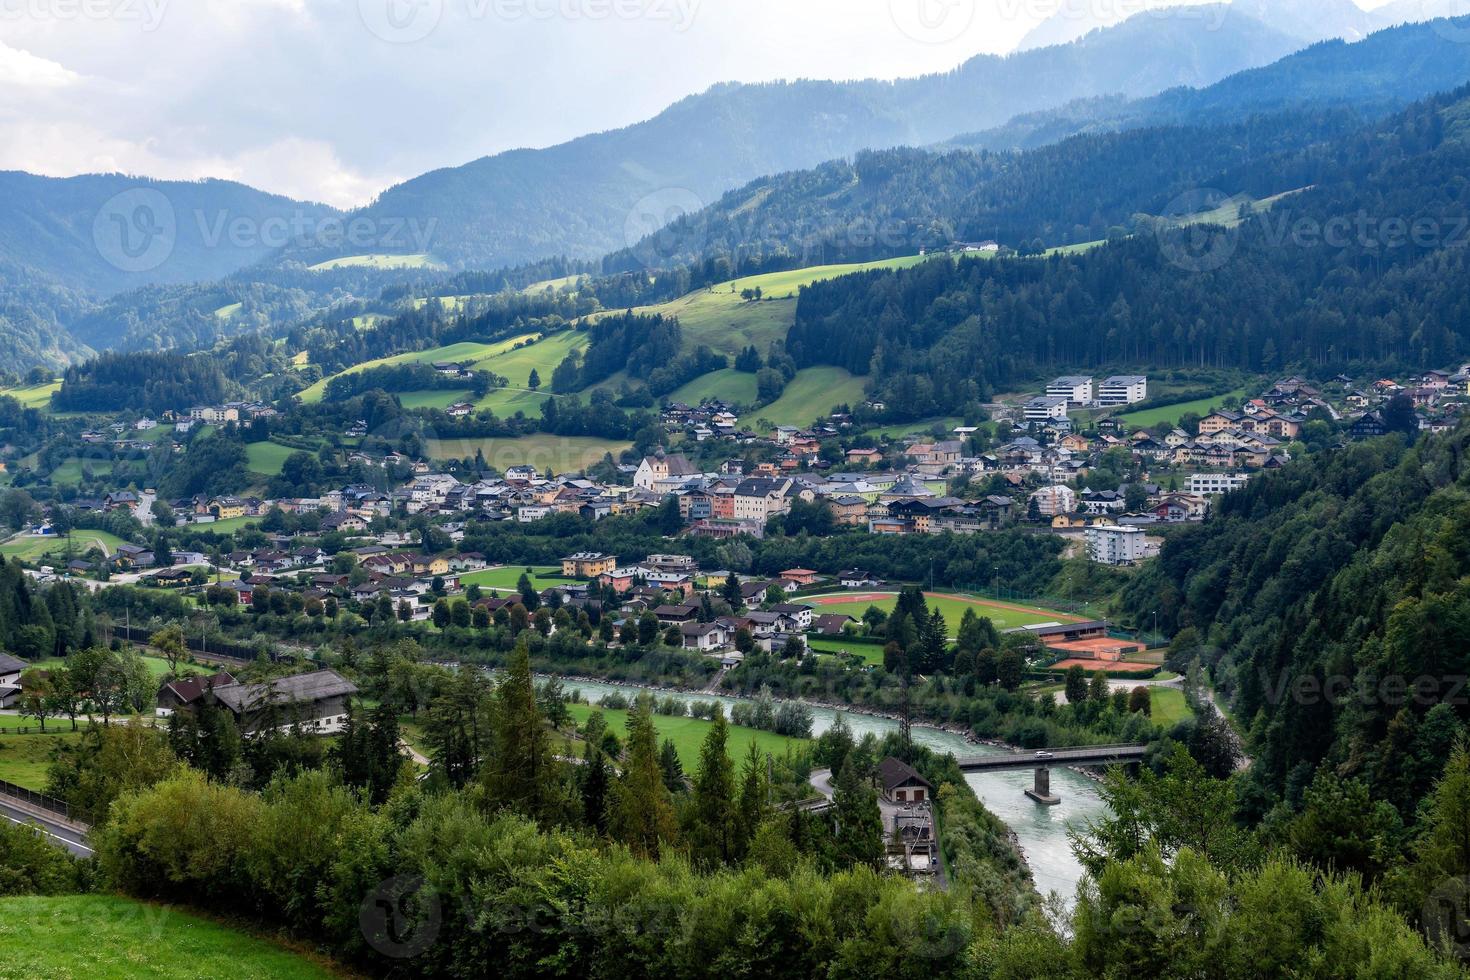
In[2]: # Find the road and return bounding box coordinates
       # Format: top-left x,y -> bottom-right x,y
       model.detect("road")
0,793 -> 92,857
956,743 -> 1148,773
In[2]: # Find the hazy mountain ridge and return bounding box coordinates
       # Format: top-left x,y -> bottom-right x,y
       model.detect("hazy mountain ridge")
349,7 -> 1301,271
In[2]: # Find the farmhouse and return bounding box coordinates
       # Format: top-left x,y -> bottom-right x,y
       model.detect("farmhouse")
210,669 -> 358,734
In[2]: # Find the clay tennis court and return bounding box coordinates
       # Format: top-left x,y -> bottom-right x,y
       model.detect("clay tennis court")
1045,636 -> 1149,659
1051,658 -> 1159,673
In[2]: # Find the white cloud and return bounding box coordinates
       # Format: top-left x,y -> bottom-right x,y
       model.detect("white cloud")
0,39 -> 77,87
0,0 -> 1400,206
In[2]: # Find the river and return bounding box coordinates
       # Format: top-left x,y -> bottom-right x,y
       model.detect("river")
553,676 -> 1106,904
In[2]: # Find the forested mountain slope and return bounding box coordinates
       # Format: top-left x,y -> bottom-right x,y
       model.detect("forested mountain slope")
959,17 -> 1470,152
781,86 -> 1470,419
1120,426 -> 1470,824
347,8 -> 1300,271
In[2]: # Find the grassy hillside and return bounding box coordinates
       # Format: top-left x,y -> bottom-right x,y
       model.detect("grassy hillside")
752,367 -> 867,428
0,380 -> 60,410
669,368 -> 759,405
244,440 -> 299,476
0,895 -> 337,979
307,252 -> 442,271
1116,388 -> 1248,427
298,339 -> 520,403
466,331 -> 587,390
425,434 -> 629,473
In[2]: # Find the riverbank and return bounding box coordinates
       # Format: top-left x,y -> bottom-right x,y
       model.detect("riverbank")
544,671 -> 1107,904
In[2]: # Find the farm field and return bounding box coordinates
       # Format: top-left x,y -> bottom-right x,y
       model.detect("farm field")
1116,388 -> 1249,428
245,440 -> 299,475
397,389 -> 469,410
213,301 -> 242,320
0,530 -> 130,562
669,368 -> 758,406
0,380 -> 60,409
476,386 -> 558,418
424,434 -> 628,472
722,254 -> 939,299
0,895 -> 338,979
298,340 -> 513,403
308,252 -> 442,271
457,565 -> 576,591
47,458 -> 115,484
753,367 -> 867,428
805,591 -> 1085,636
565,702 -> 808,771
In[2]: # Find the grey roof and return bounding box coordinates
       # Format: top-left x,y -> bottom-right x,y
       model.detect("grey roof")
0,653 -> 27,675
214,669 -> 357,713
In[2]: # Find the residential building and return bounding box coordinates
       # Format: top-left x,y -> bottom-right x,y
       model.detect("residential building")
1029,485 -> 1077,517
1189,473 -> 1251,496
210,669 -> 358,734
1024,396 -> 1070,422
561,552 -> 617,578
1046,376 -> 1094,405
1085,525 -> 1148,566
1097,375 -> 1148,406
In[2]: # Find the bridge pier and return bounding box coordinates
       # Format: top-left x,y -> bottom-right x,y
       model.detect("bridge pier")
1025,766 -> 1061,805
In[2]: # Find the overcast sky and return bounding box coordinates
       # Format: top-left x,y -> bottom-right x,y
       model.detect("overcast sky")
0,0 -> 1388,208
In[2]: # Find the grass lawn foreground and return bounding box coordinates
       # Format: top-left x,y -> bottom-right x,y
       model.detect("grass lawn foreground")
0,895 -> 337,979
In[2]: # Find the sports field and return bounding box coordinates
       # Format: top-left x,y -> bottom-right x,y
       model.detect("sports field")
805,591 -> 1086,636
458,565 -> 576,591
566,702 -> 807,771
0,530 -> 130,562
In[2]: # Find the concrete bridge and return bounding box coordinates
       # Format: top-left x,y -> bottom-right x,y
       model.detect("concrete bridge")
956,744 -> 1148,805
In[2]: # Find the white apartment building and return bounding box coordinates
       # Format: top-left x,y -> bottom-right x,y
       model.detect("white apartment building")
1046,376 -> 1094,404
1024,396 -> 1071,422
1029,484 -> 1077,517
1189,472 -> 1252,495
1097,375 -> 1149,406
1086,525 -> 1148,566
